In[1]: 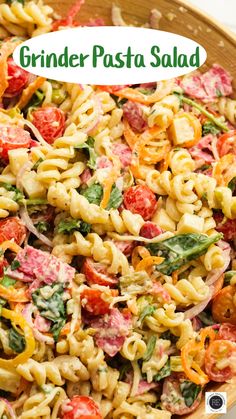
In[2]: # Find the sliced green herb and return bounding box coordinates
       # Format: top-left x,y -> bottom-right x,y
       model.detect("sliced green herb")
11,260 -> 21,271
36,221 -> 50,233
26,198 -> 48,206
9,328 -> 26,353
119,361 -> 132,380
202,121 -> 220,136
143,335 -> 157,361
2,183 -> 24,203
32,158 -> 43,170
23,89 -> 44,113
197,311 -> 215,326
224,271 -> 236,286
147,233 -> 222,275
1,276 -> 16,287
110,94 -> 128,108
75,137 -> 97,170
57,218 -> 81,234
79,221 -> 91,236
32,283 -> 66,342
153,360 -> 171,382
139,305 -> 155,325
216,88 -> 223,98
180,381 -> 201,407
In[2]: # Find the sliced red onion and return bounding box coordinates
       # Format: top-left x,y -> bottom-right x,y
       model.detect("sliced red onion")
20,206 -> 53,248
22,304 -> 54,345
0,398 -> 16,419
184,287 -> 213,320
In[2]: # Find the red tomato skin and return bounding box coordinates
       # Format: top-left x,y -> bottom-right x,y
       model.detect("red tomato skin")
5,57 -> 29,96
217,130 -> 236,157
205,340 -> 236,382
217,324 -> 236,342
123,185 -> 157,221
0,125 -> 31,160
82,258 -> 118,287
214,212 -> 236,241
140,222 -> 162,239
31,107 -> 65,144
60,396 -> 102,419
0,217 -> 26,245
80,289 -> 111,315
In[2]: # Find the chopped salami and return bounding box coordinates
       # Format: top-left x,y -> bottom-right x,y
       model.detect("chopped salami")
136,380 -> 159,395
123,101 -> 147,132
180,64 -> 233,102
81,168 -> 92,184
189,134 -> 215,164
214,212 -> 236,241
8,245 -> 75,286
34,314 -> 51,332
140,222 -> 162,239
96,156 -> 113,169
112,142 -> 132,168
112,239 -> 135,256
90,308 -> 131,356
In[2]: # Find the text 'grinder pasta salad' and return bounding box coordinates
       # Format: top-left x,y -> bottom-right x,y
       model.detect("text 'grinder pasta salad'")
0,0 -> 236,418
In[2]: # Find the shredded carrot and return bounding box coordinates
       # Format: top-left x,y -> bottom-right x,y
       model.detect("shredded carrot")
135,256 -> 164,273
0,37 -> 21,98
0,240 -> 21,254
0,285 -> 29,303
213,153 -> 236,186
17,76 -> 46,109
114,80 -> 174,105
9,302 -> 25,313
60,320 -> 81,336
172,269 -> 180,285
132,246 -> 150,269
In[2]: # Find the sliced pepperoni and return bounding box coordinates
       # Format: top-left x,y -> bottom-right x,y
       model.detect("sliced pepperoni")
140,222 -> 162,238
31,107 -> 65,144
4,57 -> 29,97
112,142 -> 132,168
123,185 -> 157,221
123,100 -> 147,132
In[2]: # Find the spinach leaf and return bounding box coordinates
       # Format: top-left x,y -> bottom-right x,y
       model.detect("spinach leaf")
197,311 -> 215,326
139,305 -> 155,325
106,186 -> 123,210
147,233 -> 222,275
1,276 -> 16,287
153,360 -> 171,382
32,283 -> 66,342
224,271 -> 236,286
57,218 -> 81,234
79,221 -> 91,236
110,94 -> 128,108
81,183 -> 122,210
202,121 -> 220,136
81,183 -> 103,205
36,221 -> 50,233
143,336 -> 157,362
228,177 -> 236,194
180,381 -> 201,407
160,330 -> 178,344
75,137 -> 97,169
11,260 -> 21,271
9,328 -> 25,353
1,183 -> 24,203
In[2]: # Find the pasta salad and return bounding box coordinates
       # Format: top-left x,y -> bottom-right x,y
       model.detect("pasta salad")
0,1 -> 236,418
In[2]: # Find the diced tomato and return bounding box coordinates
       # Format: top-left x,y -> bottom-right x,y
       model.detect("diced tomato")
217,323 -> 236,342
161,373 -> 202,415
123,100 -> 147,132
60,396 -> 102,419
212,285 -> 236,324
0,217 -> 26,245
31,107 -> 65,144
80,288 -> 117,315
4,57 -> 29,97
205,340 -> 236,382
112,142 -> 132,168
123,185 -> 157,221
217,131 -> 236,157
82,258 -> 118,287
0,125 -> 31,160
140,222 -> 162,238
214,212 -> 236,241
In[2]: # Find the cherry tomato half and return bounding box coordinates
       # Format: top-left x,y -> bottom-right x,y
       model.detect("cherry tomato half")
0,125 -> 31,160
161,373 -> 202,415
80,288 -> 118,315
0,217 -> 26,245
205,340 -> 236,382
82,258 -> 118,287
60,396 -> 102,419
123,185 -> 157,221
217,130 -> 236,157
212,285 -> 236,324
31,107 -> 65,144
5,57 -> 29,97
217,323 -> 236,342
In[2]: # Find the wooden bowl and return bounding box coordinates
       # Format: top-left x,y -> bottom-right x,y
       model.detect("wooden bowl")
47,0 -> 236,417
